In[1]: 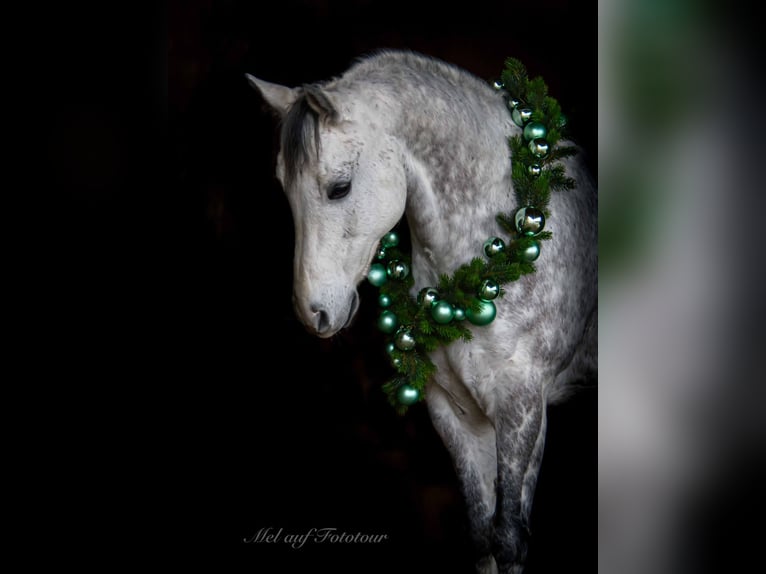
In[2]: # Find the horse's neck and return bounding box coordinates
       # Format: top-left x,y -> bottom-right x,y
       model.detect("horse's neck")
392,83 -> 516,291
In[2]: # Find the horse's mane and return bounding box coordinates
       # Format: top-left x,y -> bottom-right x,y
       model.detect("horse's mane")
280,93 -> 318,189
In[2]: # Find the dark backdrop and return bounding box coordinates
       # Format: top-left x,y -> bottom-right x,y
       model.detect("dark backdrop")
40,1 -> 595,571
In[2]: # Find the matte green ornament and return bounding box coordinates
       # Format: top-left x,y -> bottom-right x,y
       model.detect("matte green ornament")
367,263 -> 387,286
479,279 -> 500,300
453,307 -> 466,321
378,293 -> 392,308
375,246 -> 387,260
382,232 -> 399,248
397,384 -> 420,405
529,138 -> 550,158
514,206 -> 545,236
417,287 -> 440,308
527,163 -> 542,177
431,300 -> 455,324
395,328 -> 417,351
483,236 -> 506,258
512,107 -> 533,127
466,298 -> 497,326
387,260 -> 410,280
523,121 -> 548,141
521,240 -> 541,262
378,310 -> 398,333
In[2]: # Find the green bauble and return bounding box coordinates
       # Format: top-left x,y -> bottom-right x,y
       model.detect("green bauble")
478,279 -> 500,300
521,240 -> 541,262
514,206 -> 545,236
512,107 -> 533,127
378,293 -> 392,308
431,300 -> 455,324
378,310 -> 398,333
466,298 -> 497,326
395,328 -> 417,351
527,163 -> 542,177
397,384 -> 420,406
375,246 -> 387,260
387,260 -> 410,280
528,138 -> 550,158
391,356 -> 402,368
483,236 -> 506,258
523,121 -> 548,141
417,287 -> 440,308
367,263 -> 387,286
382,231 -> 399,248
386,342 -> 396,354
507,97 -> 521,110
453,307 -> 466,321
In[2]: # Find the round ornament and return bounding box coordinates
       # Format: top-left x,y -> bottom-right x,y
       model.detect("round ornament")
514,206 -> 545,236
527,163 -> 542,177
382,231 -> 399,248
521,240 -> 541,262
417,287 -> 440,308
431,300 -> 455,324
395,328 -> 417,351
367,263 -> 387,286
512,107 -> 533,127
378,293 -> 392,308
483,236 -> 506,258
479,279 -> 500,300
466,298 -> 497,326
528,138 -> 550,158
397,384 -> 420,405
377,310 -> 398,333
387,260 -> 410,280
523,121 -> 547,141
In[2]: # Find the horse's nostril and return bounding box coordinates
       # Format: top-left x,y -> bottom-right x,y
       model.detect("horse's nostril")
316,309 -> 330,334
309,302 -> 330,334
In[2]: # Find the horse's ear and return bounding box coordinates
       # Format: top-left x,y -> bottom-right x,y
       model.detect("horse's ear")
303,84 -> 339,123
245,74 -> 299,117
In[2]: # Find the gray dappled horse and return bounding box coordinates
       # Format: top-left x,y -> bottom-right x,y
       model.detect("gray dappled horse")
247,50 -> 596,574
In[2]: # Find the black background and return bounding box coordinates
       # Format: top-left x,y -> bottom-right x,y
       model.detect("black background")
41,1 -> 596,571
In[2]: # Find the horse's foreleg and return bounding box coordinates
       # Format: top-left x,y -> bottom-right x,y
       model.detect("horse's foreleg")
493,388 -> 547,574
426,377 -> 498,574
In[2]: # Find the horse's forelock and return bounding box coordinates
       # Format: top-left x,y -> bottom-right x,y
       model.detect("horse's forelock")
281,94 -> 320,188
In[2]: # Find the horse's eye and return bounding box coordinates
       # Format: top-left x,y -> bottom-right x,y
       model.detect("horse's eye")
328,181 -> 351,200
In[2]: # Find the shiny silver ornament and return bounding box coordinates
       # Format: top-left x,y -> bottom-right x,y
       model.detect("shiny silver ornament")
386,260 -> 409,280
394,328 -> 416,351
417,287 -> 440,308
478,279 -> 500,300
514,206 -> 546,236
527,163 -> 542,177
512,107 -> 533,127
483,236 -> 506,258
528,138 -> 550,158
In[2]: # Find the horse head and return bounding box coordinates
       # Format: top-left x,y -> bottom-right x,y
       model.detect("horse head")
247,75 -> 407,337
